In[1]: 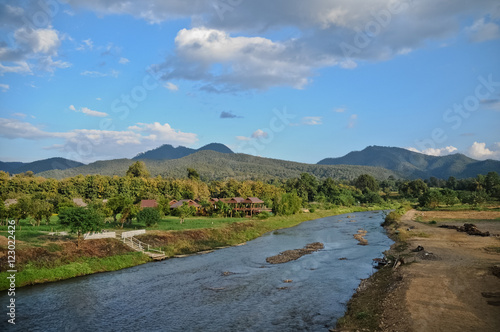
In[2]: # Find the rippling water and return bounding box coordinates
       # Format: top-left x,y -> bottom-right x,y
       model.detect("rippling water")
1,211 -> 393,332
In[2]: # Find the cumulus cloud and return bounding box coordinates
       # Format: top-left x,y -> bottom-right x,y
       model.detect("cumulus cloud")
251,129 -> 268,139
467,142 -> 500,160
14,27 -> 61,55
465,18 -> 500,42
302,116 -> 322,125
154,27 -> 322,92
61,0 -> 500,91
0,2 -> 69,74
406,146 -> 458,156
128,122 -> 198,146
0,117 -> 198,161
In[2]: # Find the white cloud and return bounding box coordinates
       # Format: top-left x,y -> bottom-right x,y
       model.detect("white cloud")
80,70 -> 119,78
128,122 -> 198,146
0,118 -> 68,140
77,38 -> 94,51
81,107 -> 108,117
38,56 -> 71,73
334,108 -> 346,113
65,0 -> 500,92
11,113 -> 26,118
155,27 -> 325,92
0,61 -> 32,75
164,82 -> 179,91
347,114 -> 358,128
302,116 -> 322,125
467,142 -> 500,160
0,83 -> 9,92
236,136 -> 251,141
407,146 -> 458,156
70,105 -> 109,117
118,57 -> 129,64
0,117 -> 198,161
251,129 -> 268,139
14,27 -> 61,55
465,18 -> 500,42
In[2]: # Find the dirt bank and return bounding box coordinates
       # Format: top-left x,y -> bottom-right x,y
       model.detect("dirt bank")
381,210 -> 500,332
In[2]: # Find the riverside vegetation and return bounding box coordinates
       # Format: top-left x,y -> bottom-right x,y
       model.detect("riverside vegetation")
1,165 -> 499,291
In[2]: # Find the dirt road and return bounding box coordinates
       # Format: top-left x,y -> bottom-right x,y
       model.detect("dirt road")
381,210 -> 500,332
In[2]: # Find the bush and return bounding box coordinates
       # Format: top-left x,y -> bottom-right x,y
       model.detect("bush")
136,208 -> 161,227
256,211 -> 272,220
309,207 -> 316,213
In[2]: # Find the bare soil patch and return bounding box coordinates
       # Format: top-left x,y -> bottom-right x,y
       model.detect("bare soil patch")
381,210 -> 500,332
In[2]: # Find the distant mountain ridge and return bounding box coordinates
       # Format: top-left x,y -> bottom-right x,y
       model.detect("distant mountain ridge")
317,146 -> 500,179
0,157 -> 84,175
38,150 -> 398,181
132,143 -> 233,160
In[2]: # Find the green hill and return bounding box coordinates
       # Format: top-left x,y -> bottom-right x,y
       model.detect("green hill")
317,146 -> 500,179
0,157 -> 84,175
132,142 -> 233,160
38,150 -> 399,181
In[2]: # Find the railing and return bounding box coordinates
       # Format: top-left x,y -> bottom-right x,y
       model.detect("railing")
123,236 -> 165,255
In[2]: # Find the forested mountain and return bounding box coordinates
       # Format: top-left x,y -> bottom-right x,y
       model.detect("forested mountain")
317,146 -> 500,179
0,158 -> 84,175
38,150 -> 398,181
132,142 -> 233,160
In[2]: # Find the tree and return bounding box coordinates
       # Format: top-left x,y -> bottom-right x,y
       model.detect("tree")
136,207 -> 161,227
187,168 -> 200,180
353,174 -> 379,192
126,161 -> 150,178
58,207 -> 103,247
177,202 -> 195,223
273,192 -> 302,216
419,190 -> 443,208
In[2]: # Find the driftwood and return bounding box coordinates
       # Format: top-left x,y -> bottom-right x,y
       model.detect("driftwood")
439,223 -> 490,237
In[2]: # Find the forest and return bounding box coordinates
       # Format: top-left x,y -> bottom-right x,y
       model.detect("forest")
1,160 -> 499,229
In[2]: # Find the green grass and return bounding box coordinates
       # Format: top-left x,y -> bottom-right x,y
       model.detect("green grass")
0,252 -> 150,290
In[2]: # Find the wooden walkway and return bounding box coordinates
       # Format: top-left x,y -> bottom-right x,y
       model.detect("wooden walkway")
120,232 -> 167,261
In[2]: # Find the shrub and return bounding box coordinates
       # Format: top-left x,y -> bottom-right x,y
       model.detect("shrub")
136,208 -> 161,227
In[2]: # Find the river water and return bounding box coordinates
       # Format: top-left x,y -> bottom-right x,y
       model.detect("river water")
2,211 -> 393,332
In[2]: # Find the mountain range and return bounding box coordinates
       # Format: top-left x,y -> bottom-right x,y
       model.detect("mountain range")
317,146 -> 500,179
1,144 -> 499,181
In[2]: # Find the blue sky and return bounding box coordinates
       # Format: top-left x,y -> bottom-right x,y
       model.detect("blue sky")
1,0 -> 499,164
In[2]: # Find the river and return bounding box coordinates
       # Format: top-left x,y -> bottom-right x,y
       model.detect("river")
1,211 -> 393,332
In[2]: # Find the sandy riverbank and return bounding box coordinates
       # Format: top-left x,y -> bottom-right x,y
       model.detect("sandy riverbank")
336,209 -> 500,332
